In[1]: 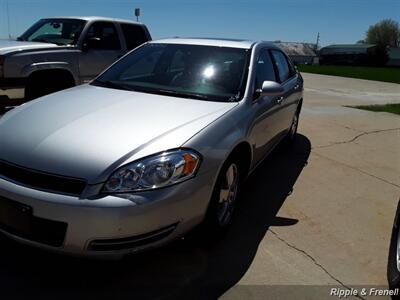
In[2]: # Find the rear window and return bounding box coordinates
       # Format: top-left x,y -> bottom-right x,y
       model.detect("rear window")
121,24 -> 148,50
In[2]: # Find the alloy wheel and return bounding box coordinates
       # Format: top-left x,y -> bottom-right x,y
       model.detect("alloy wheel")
217,163 -> 239,227
290,113 -> 298,139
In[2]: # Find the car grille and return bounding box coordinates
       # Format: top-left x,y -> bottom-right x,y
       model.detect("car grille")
88,223 -> 178,251
0,160 -> 87,196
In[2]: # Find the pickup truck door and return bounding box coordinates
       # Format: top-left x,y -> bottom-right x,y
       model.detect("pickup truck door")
249,49 -> 283,166
78,21 -> 124,83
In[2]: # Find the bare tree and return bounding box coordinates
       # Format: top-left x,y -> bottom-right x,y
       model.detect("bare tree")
366,19 -> 400,48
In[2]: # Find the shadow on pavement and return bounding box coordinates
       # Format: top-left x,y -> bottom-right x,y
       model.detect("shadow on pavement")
0,134 -> 311,300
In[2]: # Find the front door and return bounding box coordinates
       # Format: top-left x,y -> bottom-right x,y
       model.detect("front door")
249,49 -> 283,166
270,50 -> 299,134
78,22 -> 124,83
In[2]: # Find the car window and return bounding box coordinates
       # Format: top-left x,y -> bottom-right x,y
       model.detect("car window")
271,50 -> 292,83
168,50 -> 185,72
93,43 -> 250,102
85,22 -> 121,50
255,50 -> 276,89
120,24 -> 148,50
20,19 -> 86,45
119,48 -> 163,79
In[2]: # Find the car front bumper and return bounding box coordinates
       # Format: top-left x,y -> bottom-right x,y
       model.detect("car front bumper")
0,170 -> 216,257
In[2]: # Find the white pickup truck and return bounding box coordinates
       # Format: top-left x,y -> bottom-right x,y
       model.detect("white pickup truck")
0,16 -> 151,112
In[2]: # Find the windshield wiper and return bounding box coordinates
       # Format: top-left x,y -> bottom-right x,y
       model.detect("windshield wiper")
94,81 -> 221,101
157,89 -> 210,100
31,38 -> 64,45
93,80 -> 134,91
228,92 -> 241,102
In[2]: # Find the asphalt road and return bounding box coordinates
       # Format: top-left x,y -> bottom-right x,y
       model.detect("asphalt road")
0,73 -> 399,300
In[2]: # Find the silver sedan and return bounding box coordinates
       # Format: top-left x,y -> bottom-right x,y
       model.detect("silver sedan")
0,38 -> 303,257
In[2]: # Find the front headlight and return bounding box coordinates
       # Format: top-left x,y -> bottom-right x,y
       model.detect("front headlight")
103,149 -> 201,193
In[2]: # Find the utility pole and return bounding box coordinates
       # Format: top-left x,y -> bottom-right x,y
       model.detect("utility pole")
6,0 -> 11,39
315,32 -> 320,50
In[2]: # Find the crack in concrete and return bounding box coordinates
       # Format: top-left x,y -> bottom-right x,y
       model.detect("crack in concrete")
313,127 -> 400,149
269,229 -> 367,300
312,151 -> 400,188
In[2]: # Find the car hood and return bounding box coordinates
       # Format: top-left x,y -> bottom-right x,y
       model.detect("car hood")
0,39 -> 58,55
0,85 -> 237,184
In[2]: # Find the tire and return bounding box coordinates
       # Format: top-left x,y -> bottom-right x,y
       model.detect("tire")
25,71 -> 75,100
282,110 -> 300,147
388,201 -> 400,298
202,158 -> 241,237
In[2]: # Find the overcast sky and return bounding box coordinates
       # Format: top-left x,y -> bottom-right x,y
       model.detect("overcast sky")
0,0 -> 399,46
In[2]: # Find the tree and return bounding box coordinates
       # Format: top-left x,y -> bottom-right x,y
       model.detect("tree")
366,19 -> 400,48
364,19 -> 399,66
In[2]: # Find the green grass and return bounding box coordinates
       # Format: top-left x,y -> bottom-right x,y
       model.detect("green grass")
298,65 -> 400,84
346,103 -> 400,115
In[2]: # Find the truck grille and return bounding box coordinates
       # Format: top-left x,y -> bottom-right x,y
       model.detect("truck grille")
0,160 -> 87,196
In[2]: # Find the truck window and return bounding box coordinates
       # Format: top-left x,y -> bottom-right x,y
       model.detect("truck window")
20,19 -> 86,45
120,24 -> 148,50
85,22 -> 121,50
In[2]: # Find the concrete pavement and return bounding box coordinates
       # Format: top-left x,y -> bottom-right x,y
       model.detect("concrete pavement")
223,73 -> 400,299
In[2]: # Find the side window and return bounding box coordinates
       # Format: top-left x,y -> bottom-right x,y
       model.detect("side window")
271,50 -> 291,83
286,56 -> 296,76
85,22 -> 121,50
120,24 -> 148,50
255,50 -> 276,89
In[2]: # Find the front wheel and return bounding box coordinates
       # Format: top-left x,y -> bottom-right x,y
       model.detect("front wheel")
203,160 -> 241,235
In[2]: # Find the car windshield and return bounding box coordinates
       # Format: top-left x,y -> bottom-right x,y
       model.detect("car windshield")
18,18 -> 86,46
92,43 -> 250,102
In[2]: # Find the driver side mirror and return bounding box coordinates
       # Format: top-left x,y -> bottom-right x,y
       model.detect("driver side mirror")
256,81 -> 284,97
82,37 -> 101,51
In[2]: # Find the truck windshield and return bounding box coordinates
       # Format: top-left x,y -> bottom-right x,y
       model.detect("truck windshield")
92,43 -> 250,102
19,19 -> 86,46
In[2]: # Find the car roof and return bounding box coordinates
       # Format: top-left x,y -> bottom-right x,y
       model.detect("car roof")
150,38 -> 278,49
42,16 -> 144,26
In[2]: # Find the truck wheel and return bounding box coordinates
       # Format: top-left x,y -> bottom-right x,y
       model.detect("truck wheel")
25,71 -> 75,100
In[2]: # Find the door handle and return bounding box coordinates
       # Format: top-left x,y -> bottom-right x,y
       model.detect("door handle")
276,96 -> 284,104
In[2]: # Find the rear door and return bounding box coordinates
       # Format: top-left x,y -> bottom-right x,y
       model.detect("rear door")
270,49 -> 299,134
120,23 -> 149,51
78,21 -> 124,83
